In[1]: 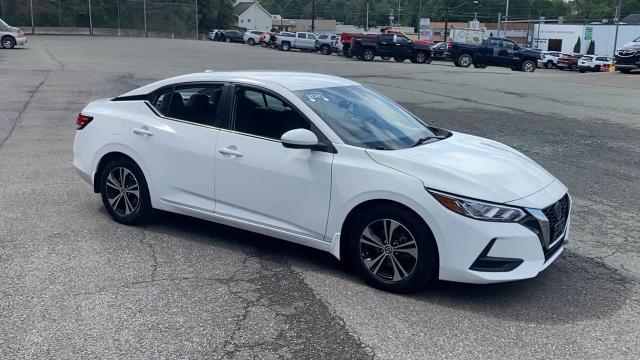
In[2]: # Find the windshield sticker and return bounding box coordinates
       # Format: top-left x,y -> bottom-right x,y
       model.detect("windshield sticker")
306,93 -> 330,103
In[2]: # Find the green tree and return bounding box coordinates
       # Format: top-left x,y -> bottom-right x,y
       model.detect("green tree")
199,0 -> 236,32
573,36 -> 581,53
587,40 -> 595,54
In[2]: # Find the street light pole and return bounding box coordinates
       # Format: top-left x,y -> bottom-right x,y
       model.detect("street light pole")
504,0 -> 510,37
443,0 -> 449,42
613,0 -> 623,57
30,0 -> 34,34
143,0 -> 148,37
195,0 -> 199,39
88,0 -> 93,35
311,0 -> 315,32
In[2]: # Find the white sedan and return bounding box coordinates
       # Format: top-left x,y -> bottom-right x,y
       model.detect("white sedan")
73,72 -> 571,293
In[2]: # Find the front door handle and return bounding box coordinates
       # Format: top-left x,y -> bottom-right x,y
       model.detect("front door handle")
132,128 -> 154,136
218,148 -> 243,157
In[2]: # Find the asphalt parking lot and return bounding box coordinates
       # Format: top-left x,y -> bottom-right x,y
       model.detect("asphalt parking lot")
1,36 -> 639,359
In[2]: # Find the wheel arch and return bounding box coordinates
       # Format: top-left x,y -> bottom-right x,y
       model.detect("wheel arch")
337,198 -> 440,274
93,151 -> 139,193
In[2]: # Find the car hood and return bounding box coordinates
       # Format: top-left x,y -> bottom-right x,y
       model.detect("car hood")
366,132 -> 556,204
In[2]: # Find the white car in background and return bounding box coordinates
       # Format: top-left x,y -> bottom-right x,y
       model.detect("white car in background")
538,51 -> 562,68
578,55 -> 613,72
73,71 -> 571,293
0,18 -> 27,49
243,30 -> 263,46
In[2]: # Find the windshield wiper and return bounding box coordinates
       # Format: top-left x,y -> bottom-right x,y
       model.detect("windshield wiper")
409,135 -> 447,148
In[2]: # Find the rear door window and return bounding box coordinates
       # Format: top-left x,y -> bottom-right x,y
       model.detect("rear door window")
297,33 -> 307,39
153,85 -> 223,126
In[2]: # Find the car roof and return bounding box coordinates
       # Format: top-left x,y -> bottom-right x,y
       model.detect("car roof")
120,71 -> 359,96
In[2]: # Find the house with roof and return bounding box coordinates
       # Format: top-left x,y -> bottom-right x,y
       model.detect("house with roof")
233,1 -> 272,31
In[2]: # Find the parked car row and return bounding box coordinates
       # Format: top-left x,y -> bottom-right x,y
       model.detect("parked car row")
209,28 -> 435,65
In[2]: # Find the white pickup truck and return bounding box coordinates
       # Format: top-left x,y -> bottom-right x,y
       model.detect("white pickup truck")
277,31 -> 318,51
0,18 -> 27,49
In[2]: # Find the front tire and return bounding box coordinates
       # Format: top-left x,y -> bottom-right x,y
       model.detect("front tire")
620,68 -> 632,74
347,205 -> 437,293
457,53 -> 472,67
521,60 -> 536,72
381,56 -> 391,60
362,48 -> 375,61
247,38 -> 255,46
394,57 -> 406,62
281,42 -> 291,51
99,158 -> 152,225
320,45 -> 331,55
1,36 -> 16,49
545,60 -> 554,69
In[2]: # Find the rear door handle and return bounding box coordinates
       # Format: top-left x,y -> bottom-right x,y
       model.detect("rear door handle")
218,148 -> 243,157
132,128 -> 154,136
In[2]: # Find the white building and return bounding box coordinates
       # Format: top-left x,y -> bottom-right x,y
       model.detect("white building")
532,23 -> 640,55
233,1 -> 272,31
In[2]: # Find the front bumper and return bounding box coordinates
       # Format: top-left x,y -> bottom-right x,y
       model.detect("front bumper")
16,36 -> 27,46
434,181 -> 569,284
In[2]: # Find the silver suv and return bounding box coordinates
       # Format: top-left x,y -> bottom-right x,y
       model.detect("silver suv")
0,18 -> 27,49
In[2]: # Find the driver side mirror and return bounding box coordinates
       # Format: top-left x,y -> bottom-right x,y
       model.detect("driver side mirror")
281,129 -> 319,149
513,45 -> 521,51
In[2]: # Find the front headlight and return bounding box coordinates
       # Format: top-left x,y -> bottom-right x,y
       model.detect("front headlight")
428,190 -> 526,222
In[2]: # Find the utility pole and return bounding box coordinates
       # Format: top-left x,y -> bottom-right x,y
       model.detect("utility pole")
88,0 -> 93,35
117,0 -> 120,36
504,0 -> 510,37
30,0 -> 34,34
58,0 -> 62,28
143,0 -> 148,37
443,0 -> 449,42
613,0 -> 623,57
418,0 -> 422,39
195,0 -> 199,39
497,11 -> 501,37
397,0 -> 402,26
311,0 -> 315,32
365,1 -> 369,31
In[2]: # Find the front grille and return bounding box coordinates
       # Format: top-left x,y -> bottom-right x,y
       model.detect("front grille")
542,194 -> 570,244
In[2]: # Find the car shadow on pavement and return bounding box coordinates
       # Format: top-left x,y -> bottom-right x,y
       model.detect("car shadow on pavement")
148,210 -> 634,326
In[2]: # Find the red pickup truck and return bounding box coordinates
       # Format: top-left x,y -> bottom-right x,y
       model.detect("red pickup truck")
341,28 -> 430,58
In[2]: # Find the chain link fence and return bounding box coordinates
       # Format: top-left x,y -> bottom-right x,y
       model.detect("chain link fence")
0,0 -> 199,39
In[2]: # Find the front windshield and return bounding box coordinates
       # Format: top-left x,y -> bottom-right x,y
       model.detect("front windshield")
635,36 -> 640,42
0,18 -> 8,27
295,85 -> 436,150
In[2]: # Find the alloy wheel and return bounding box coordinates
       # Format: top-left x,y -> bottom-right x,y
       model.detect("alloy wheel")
105,167 -> 140,216
523,61 -> 535,72
360,219 -> 419,282
416,52 -> 426,63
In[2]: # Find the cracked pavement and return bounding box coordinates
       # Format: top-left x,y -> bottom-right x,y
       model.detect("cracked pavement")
1,36 -> 639,359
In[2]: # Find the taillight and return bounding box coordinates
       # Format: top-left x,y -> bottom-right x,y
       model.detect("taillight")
76,114 -> 93,130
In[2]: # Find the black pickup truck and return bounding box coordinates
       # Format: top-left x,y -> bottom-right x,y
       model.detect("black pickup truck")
449,37 -> 541,72
351,33 -> 432,63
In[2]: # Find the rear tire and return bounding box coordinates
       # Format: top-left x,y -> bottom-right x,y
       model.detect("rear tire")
457,53 -> 472,67
579,69 -> 586,73
620,68 -> 632,74
281,42 -> 291,51
473,63 -> 487,69
247,38 -> 255,46
594,65 -> 601,72
545,60 -> 554,69
346,205 -> 437,293
320,45 -> 331,55
394,57 -> 406,62
381,56 -> 391,60
99,158 -> 152,226
1,36 -> 16,49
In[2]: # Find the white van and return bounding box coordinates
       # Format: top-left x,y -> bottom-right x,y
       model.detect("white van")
0,18 -> 27,49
